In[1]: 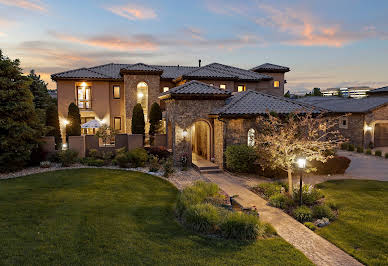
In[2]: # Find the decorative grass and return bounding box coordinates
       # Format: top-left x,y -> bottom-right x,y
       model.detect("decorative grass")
0,169 -> 312,265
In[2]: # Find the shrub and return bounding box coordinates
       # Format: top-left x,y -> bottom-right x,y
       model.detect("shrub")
347,144 -> 355,151
40,161 -> 51,168
182,203 -> 221,234
220,212 -> 268,240
58,149 -> 78,167
114,152 -> 129,168
365,149 -> 372,155
128,148 -> 148,167
131,103 -> 145,135
304,222 -> 317,231
80,157 -> 104,167
385,153 -> 388,159
311,156 -> 351,175
115,147 -> 127,155
356,146 -> 364,153
312,204 -> 336,220
148,155 -> 159,172
225,145 -> 257,173
375,150 -> 382,157
48,152 -> 61,163
326,200 -> 338,210
340,143 -> 349,150
268,193 -> 293,210
257,166 -> 287,179
65,103 -> 81,137
254,183 -> 283,199
147,146 -> 171,159
88,149 -> 100,159
293,206 -> 312,223
293,185 -> 323,206
162,158 -> 174,178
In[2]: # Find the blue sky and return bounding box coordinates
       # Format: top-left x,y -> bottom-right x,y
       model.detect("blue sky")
0,0 -> 387,92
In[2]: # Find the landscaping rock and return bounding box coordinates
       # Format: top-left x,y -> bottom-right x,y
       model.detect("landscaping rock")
315,217 -> 330,227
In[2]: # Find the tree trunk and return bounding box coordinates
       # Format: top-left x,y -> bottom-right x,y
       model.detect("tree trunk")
287,166 -> 293,195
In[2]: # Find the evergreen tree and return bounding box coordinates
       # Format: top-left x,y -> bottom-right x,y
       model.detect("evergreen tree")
284,90 -> 291,98
149,102 -> 163,145
0,50 -> 41,172
312,87 -> 322,96
27,70 -> 52,110
131,103 -> 145,135
46,103 -> 62,149
66,103 -> 81,137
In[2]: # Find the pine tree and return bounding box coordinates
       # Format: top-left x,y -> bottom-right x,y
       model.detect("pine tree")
46,103 -> 62,149
284,91 -> 291,98
131,103 -> 145,135
66,103 -> 81,137
0,50 -> 41,172
27,70 -> 52,110
149,102 -> 162,144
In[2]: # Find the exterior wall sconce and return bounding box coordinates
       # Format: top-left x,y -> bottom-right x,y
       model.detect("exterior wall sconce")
81,82 -> 87,87
137,92 -> 144,99
364,125 -> 372,132
182,130 -> 188,138
62,119 -> 70,126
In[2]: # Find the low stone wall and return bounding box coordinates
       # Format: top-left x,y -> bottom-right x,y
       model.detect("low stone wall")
69,136 -> 86,158
154,134 -> 167,147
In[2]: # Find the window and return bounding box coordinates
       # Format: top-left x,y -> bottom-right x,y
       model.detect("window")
339,117 -> 348,129
163,87 -> 169,92
114,117 -> 121,130
238,85 -> 246,92
137,82 -> 148,122
248,128 -> 255,147
220,84 -> 226,89
81,117 -> 95,135
274,81 -> 280,88
77,85 -> 91,109
113,85 -> 120,99
210,84 -> 214,86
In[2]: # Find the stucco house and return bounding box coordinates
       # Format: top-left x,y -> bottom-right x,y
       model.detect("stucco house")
52,61 -> 299,168
295,96 -> 388,148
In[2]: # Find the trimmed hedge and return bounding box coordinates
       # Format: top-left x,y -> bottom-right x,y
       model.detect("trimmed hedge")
225,145 -> 257,173
375,150 -> 382,157
59,149 -> 78,167
310,156 -> 351,175
312,204 -> 336,220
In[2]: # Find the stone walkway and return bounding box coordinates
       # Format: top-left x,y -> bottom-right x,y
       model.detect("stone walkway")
204,172 -> 363,266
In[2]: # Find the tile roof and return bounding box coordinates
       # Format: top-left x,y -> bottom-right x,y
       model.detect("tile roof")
211,90 -> 319,116
160,80 -> 231,98
295,96 -> 388,113
250,63 -> 290,73
368,86 -> 388,94
51,67 -> 112,80
120,63 -> 163,72
180,63 -> 272,81
154,65 -> 198,79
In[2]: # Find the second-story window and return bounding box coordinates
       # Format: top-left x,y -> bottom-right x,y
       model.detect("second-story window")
274,81 -> 280,87
238,85 -> 246,92
77,85 -> 91,109
220,84 -> 226,89
113,85 -> 120,99
163,87 -> 169,92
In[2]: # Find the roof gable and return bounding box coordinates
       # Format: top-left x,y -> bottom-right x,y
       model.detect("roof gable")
250,63 -> 290,73
160,80 -> 231,99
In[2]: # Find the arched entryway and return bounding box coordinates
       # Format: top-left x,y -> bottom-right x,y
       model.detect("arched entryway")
191,120 -> 212,161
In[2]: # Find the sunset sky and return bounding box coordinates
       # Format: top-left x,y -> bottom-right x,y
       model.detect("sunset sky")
1,0 -> 387,93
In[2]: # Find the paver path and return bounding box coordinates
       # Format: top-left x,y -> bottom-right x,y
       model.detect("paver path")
204,172 -> 363,266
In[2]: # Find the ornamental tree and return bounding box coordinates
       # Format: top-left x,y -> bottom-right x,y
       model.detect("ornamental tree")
45,103 -> 62,149
255,112 -> 345,193
96,124 -> 118,146
132,103 -> 145,135
149,102 -> 162,145
0,50 -> 41,172
66,103 -> 81,137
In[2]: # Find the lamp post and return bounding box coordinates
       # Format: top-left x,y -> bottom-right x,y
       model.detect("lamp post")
297,158 -> 306,206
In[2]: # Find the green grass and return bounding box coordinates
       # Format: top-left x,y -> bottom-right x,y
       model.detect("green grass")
0,169 -> 311,265
316,180 -> 388,265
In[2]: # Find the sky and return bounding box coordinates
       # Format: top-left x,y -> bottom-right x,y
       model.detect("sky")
0,0 -> 387,93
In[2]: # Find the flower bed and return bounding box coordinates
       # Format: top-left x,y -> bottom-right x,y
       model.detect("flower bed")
251,182 -> 338,230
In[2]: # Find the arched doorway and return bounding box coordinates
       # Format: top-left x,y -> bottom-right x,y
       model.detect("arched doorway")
191,120 -> 211,161
137,82 -> 148,122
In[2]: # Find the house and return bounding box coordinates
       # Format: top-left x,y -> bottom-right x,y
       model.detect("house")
52,61 -> 297,167
295,96 -> 388,148
368,86 -> 388,97
321,87 -> 371,98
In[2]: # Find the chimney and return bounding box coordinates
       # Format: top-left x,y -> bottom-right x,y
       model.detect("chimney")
198,59 -> 201,67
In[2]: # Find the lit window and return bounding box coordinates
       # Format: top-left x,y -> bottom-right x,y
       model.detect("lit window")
220,84 -> 226,89
238,85 -> 246,92
137,82 -> 148,122
274,81 -> 280,87
163,87 -> 169,92
248,128 -> 255,147
77,85 -> 91,109
114,117 -> 121,130
210,84 -> 214,86
339,117 -> 348,129
113,85 -> 120,99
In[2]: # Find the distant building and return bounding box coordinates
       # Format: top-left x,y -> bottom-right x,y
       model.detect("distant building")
367,86 -> 388,97
321,87 -> 371,98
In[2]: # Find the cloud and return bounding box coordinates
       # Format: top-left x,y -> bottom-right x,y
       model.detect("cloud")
0,0 -> 47,12
182,27 -> 205,41
49,31 -> 159,51
105,3 -> 156,20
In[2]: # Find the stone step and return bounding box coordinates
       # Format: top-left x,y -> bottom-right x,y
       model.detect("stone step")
199,168 -> 222,174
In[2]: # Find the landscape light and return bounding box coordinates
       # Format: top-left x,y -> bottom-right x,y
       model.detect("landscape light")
62,143 -> 68,150
297,158 -> 306,169
63,119 -> 70,125
182,130 -> 188,138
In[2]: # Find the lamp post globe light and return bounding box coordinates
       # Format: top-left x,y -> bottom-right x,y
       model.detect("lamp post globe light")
297,158 -> 306,206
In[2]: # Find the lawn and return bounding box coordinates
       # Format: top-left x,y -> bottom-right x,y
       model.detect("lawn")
0,169 -> 311,265
316,179 -> 388,265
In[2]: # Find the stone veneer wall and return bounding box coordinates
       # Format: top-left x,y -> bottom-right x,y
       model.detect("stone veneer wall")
164,98 -> 225,165
124,74 -> 161,133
